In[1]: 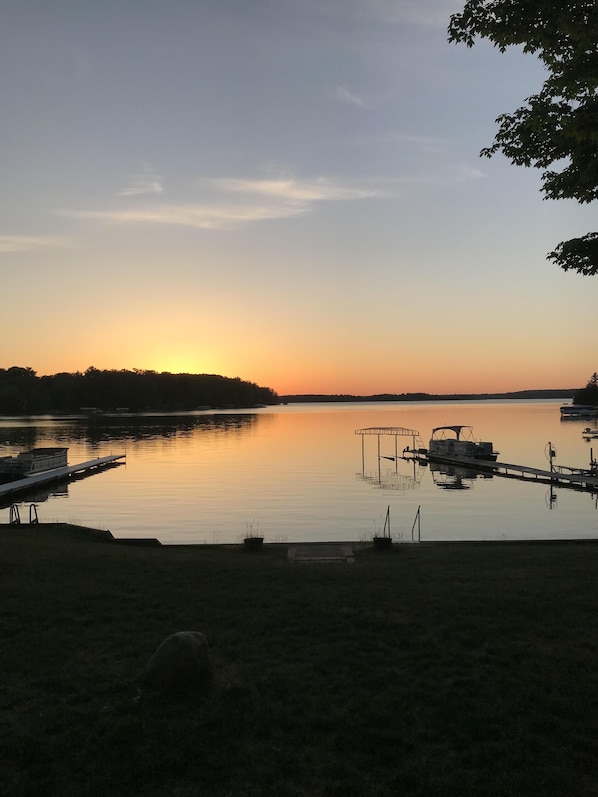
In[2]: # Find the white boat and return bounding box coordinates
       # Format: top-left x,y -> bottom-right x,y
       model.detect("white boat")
582,427 -> 598,439
560,404 -> 598,419
427,426 -> 498,462
0,447 -> 68,481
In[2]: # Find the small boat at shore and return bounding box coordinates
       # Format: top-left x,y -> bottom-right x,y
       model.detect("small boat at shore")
427,426 -> 498,462
0,447 -> 68,482
582,427 -> 598,440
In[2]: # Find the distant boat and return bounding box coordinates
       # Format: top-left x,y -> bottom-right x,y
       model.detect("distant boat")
0,447 -> 68,482
582,427 -> 598,439
427,426 -> 498,462
560,404 -> 598,419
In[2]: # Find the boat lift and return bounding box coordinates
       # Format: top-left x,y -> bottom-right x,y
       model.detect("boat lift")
355,427 -> 425,483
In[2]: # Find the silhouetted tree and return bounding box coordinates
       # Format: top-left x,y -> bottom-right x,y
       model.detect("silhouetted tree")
574,372 -> 598,405
0,368 -> 278,414
449,1 -> 598,275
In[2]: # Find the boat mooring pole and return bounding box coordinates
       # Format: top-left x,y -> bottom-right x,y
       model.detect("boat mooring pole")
361,433 -> 365,475
546,442 -> 556,473
410,505 -> 421,543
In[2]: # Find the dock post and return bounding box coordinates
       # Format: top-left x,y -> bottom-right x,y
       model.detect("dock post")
361,433 -> 365,475
546,442 -> 556,474
410,505 -> 421,543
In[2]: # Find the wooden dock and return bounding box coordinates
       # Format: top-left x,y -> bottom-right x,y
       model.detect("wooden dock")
0,453 -> 126,503
480,458 -> 598,491
409,453 -> 598,492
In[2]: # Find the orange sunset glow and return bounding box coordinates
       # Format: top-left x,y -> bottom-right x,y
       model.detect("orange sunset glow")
1,2 -> 594,396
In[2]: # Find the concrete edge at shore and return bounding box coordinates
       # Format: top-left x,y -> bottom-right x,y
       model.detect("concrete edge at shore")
1,522 -> 598,549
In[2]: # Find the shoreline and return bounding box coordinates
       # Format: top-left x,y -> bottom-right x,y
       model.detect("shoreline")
2,522 -> 598,549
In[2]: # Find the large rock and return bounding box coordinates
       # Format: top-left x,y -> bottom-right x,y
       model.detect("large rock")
141,631 -> 210,692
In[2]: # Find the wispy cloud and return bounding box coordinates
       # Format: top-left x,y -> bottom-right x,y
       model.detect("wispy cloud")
62,175 -> 384,231
209,177 -> 380,202
60,165 -> 484,235
0,235 -> 69,253
367,163 -> 487,187
118,163 -> 164,196
453,165 -> 486,181
336,85 -> 366,108
57,164 -> 482,235
62,202 -> 308,231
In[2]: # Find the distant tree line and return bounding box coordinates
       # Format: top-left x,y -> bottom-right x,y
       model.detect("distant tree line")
281,389 -> 576,403
574,373 -> 598,406
0,367 -> 278,414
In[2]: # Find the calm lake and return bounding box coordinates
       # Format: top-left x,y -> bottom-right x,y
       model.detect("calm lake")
1,400 -> 597,544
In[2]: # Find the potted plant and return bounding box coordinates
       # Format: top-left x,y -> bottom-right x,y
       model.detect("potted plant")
243,520 -> 264,551
373,505 -> 393,550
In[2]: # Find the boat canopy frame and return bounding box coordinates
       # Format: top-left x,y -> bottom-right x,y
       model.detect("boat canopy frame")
430,425 -> 477,442
355,426 -> 420,438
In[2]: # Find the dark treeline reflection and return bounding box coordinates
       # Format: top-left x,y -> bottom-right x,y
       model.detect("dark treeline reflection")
0,367 -> 278,414
0,413 -> 267,450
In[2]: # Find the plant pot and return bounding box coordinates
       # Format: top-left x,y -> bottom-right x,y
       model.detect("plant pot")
244,536 -> 264,551
373,536 -> 392,550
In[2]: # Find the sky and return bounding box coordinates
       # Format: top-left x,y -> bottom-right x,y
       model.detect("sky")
1,0 -> 595,396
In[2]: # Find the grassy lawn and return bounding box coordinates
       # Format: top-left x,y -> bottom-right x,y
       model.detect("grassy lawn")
3,525 -> 598,796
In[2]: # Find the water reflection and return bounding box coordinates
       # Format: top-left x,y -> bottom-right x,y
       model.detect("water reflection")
356,456 -> 495,493
0,425 -> 43,451
1,402 -> 597,543
356,468 -> 423,491
0,412 -> 266,449
430,462 -> 494,491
